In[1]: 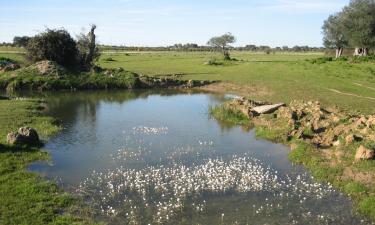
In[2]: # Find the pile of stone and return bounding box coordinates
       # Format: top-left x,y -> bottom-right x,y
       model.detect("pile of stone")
228,97 -> 375,161
26,60 -> 65,77
137,75 -> 213,89
7,127 -> 40,146
227,97 -> 285,117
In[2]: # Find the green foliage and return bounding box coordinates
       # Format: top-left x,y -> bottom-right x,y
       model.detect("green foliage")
207,33 -> 236,59
309,57 -> 333,64
13,36 -> 31,47
322,13 -> 348,49
350,55 -> 375,63
341,0 -> 375,49
209,104 -> 251,126
26,29 -> 79,68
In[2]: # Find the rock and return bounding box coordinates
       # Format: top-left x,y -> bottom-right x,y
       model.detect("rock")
6,127 -> 40,146
355,145 -> 375,161
345,134 -> 355,145
333,140 -> 341,146
251,103 -> 285,115
32,60 -> 65,76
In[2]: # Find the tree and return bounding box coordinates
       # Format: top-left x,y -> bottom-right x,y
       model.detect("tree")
207,33 -> 236,60
341,0 -> 375,56
26,28 -> 79,68
13,36 -> 30,47
76,24 -> 100,70
322,13 -> 348,58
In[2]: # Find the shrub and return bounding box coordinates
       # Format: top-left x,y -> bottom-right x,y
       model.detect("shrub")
26,29 -> 79,68
309,57 -> 333,64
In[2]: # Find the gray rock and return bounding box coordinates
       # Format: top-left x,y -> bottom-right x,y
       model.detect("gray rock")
251,103 -> 286,115
6,127 -> 40,146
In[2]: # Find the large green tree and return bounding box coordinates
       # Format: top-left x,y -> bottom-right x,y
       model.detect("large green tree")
341,0 -> 375,56
207,33 -> 236,60
322,13 -> 348,58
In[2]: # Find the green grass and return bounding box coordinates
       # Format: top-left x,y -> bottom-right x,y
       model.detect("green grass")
0,98 -> 94,224
0,67 -> 138,91
209,104 -> 251,126
95,51 -> 375,113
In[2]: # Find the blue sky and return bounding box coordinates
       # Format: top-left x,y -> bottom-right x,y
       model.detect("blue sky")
0,0 -> 348,47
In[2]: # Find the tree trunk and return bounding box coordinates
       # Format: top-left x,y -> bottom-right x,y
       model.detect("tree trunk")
335,48 -> 343,58
86,25 -> 97,69
363,48 -> 369,56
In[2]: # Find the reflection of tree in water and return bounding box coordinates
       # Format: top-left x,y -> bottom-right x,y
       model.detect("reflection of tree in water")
9,89 -> 226,128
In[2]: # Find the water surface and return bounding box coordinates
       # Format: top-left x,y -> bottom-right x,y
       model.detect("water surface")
27,90 -> 371,225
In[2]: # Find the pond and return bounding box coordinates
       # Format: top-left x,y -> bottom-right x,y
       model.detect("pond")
27,90 -> 371,225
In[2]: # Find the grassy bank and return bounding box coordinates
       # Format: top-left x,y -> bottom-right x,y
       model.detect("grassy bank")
210,103 -> 375,220
0,67 -> 138,91
0,98 -> 94,224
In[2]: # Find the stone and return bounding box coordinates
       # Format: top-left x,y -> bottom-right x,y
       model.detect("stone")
355,145 -> 375,161
6,127 -> 40,146
251,103 -> 285,115
32,60 -> 64,76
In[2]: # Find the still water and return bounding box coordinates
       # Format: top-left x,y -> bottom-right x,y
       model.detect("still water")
27,90 -> 371,225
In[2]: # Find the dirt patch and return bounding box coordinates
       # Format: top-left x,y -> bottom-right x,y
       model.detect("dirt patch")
198,82 -> 272,98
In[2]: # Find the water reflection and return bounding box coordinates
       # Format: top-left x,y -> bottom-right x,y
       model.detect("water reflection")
23,90 -> 372,225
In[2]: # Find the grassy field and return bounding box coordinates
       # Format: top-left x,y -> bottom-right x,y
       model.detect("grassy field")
1,50 -> 375,113
0,98 -> 94,224
96,51 -> 375,114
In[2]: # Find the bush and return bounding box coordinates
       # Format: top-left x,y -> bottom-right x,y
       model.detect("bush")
26,29 -> 79,68
309,57 -> 333,64
349,55 -> 375,63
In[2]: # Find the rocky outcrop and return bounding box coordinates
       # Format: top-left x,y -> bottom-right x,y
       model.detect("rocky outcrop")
27,60 -> 65,76
226,97 -> 375,152
355,145 -> 375,161
7,127 -> 40,146
137,75 -> 213,89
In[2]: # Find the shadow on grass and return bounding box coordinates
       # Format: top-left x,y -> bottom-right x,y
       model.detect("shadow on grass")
0,143 -> 44,153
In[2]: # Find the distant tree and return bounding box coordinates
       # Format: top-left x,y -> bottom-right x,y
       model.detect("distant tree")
13,36 -> 31,47
341,0 -> 375,56
76,24 -> 100,70
282,46 -> 289,51
26,28 -> 79,68
245,45 -> 257,51
322,13 -> 348,58
207,33 -> 236,60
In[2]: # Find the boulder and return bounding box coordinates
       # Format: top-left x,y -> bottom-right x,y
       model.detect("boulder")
6,127 -> 40,146
355,145 -> 375,161
251,103 -> 285,115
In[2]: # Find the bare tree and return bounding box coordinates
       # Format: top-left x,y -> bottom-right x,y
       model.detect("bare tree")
77,24 -> 100,70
